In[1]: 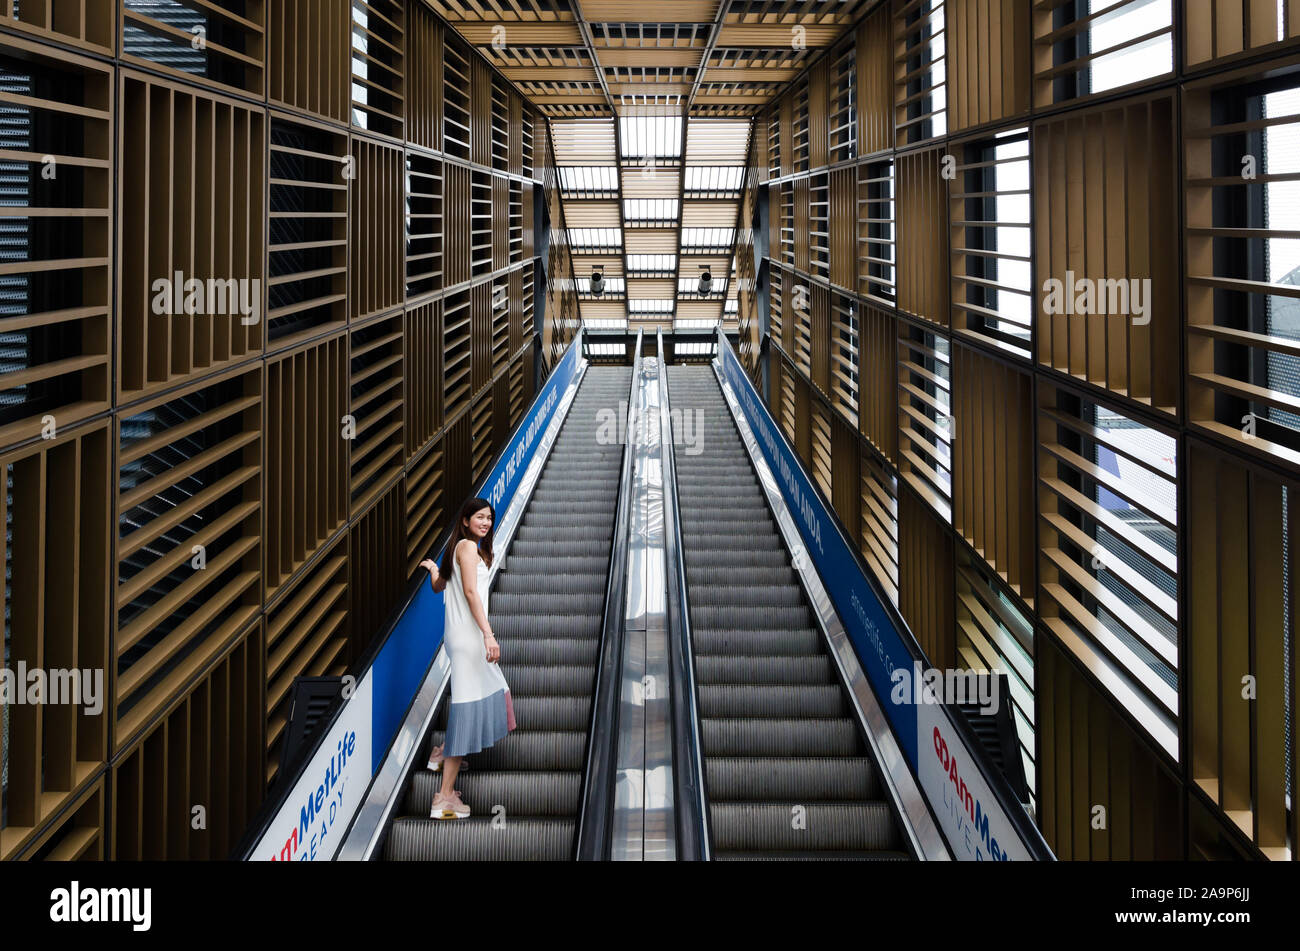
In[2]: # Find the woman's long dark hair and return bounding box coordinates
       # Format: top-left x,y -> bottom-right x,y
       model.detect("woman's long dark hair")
439,496 -> 495,580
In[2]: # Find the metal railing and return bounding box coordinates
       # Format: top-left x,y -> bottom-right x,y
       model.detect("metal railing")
574,331 -> 643,859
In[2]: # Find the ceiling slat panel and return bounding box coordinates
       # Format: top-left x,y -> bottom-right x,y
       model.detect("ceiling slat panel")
715,25 -> 844,46
624,230 -> 682,254
621,168 -> 683,198
598,49 -> 704,67
627,278 -> 678,297
578,300 -> 631,320
551,117 -> 617,163
578,1 -> 720,20
685,118 -> 752,164
681,200 -> 740,228
563,201 -> 622,227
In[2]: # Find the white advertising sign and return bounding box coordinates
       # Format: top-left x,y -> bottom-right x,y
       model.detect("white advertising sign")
916,686 -> 1032,861
250,676 -> 373,861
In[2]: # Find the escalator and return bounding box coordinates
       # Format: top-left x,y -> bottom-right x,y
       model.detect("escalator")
666,364 -> 913,860
383,365 -> 633,860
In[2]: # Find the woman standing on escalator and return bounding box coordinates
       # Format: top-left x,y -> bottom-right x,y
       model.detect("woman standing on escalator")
419,496 -> 516,819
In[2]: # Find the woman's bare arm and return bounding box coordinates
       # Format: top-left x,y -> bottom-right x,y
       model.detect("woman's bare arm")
420,558 -> 446,592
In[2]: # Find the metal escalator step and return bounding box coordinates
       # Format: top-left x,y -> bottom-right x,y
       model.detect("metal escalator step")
713,850 -> 911,861
690,604 -> 812,629
539,462 -> 623,475
503,555 -> 609,575
685,566 -> 797,587
700,717 -> 861,756
693,628 -> 823,655
406,770 -> 583,818
679,499 -> 768,515
491,612 -> 602,638
677,464 -> 756,475
709,802 -> 901,852
507,539 -> 613,558
522,512 -> 619,529
685,532 -> 783,551
687,582 -> 804,607
510,527 -> 613,549
680,518 -> 781,539
509,693 -> 593,730
495,571 -> 606,596
697,684 -> 847,718
682,452 -> 750,462
493,592 -> 606,617
525,500 -> 621,517
496,663 -> 596,696
684,547 -> 790,569
703,756 -> 880,801
425,728 -> 588,771
510,524 -> 614,543
435,693 -> 591,731
384,816 -> 576,861
529,489 -> 619,503
695,654 -> 833,684
504,637 -> 601,667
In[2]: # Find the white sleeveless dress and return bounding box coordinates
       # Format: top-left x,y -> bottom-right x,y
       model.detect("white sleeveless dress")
442,545 -> 516,756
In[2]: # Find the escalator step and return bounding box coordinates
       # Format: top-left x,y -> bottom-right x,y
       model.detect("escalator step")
690,604 -> 812,630
688,582 -> 804,607
407,770 -> 583,817
385,817 -> 576,861
695,654 -> 834,684
697,684 -> 847,718
495,571 -> 607,596
504,637 -> 602,667
503,555 -> 610,576
704,756 -> 880,801
713,850 -> 911,861
684,548 -> 790,569
694,628 -> 823,655
710,802 -> 901,852
493,591 -> 606,616
494,663 -> 598,696
492,612 -> 603,638
699,717 -> 860,756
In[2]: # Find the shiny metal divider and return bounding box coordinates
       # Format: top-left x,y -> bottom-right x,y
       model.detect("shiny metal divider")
609,336 -> 678,860
706,359 -> 949,860
658,331 -> 711,861
575,332 -> 644,859
337,358 -> 593,861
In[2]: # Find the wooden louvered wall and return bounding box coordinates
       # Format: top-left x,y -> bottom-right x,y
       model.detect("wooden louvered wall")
728,0 -> 1300,861
0,0 -> 563,861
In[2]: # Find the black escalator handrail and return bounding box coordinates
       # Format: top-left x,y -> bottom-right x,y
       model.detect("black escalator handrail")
574,331 -> 642,860
234,329 -> 584,860
713,326 -> 1054,861
658,331 -> 712,860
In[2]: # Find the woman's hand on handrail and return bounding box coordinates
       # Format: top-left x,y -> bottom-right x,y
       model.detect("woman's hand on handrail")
420,558 -> 445,593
